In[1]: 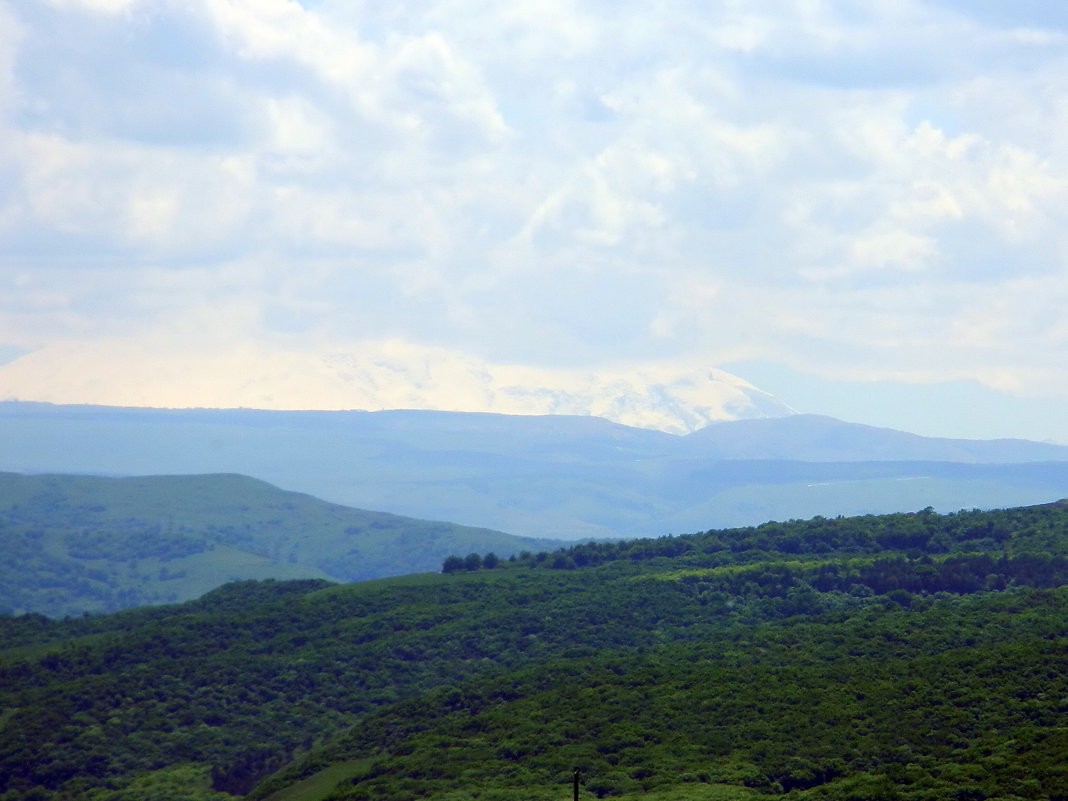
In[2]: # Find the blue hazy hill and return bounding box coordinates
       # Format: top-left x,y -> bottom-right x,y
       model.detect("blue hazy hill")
2,402 -> 1067,539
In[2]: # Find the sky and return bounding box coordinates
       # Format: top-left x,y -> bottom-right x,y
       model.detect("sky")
1,0 -> 1067,442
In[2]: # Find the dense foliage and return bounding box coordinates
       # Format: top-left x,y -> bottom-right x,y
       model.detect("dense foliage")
448,503 -> 1068,572
1,501 -> 1067,800
276,590 -> 1068,801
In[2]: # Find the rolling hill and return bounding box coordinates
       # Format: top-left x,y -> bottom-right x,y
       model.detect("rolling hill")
0,472 -> 559,617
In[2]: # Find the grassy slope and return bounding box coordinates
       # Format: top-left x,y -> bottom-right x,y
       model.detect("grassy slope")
0,471 -> 559,617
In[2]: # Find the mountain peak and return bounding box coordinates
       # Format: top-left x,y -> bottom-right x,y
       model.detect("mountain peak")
0,340 -> 793,434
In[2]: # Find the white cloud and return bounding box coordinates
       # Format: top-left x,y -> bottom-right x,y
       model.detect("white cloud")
0,335 -> 791,433
41,0 -> 140,14
2,0 -> 1068,438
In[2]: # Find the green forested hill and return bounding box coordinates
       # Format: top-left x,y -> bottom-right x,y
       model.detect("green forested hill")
2,502 -> 1068,801
0,472 -> 558,617
269,592 -> 1068,801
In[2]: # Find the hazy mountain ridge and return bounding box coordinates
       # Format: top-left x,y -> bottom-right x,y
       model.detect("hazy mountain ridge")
3,402 -> 1068,539
688,414 -> 1068,462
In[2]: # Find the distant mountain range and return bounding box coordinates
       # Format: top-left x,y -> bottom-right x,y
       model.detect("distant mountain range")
0,343 -> 791,434
3,402 -> 1067,540
687,413 -> 1068,462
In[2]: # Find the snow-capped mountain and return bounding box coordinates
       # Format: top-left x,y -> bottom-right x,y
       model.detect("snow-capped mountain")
0,339 -> 793,434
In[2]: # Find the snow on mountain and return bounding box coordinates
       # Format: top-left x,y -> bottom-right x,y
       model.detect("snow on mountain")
0,339 -> 793,434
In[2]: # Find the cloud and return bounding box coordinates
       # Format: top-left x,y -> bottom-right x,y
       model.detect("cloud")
2,0 -> 1068,431
0,335 -> 791,433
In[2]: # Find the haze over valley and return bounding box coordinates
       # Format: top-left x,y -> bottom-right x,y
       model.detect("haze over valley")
5,400 -> 1068,543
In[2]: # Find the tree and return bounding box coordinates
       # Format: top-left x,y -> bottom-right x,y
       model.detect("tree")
464,553 -> 482,571
441,556 -> 464,574
551,554 -> 576,570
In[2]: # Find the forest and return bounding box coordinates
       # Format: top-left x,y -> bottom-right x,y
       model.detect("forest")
1,500 -> 1067,800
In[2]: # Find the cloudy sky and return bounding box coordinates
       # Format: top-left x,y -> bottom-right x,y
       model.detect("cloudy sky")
1,0 -> 1067,441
